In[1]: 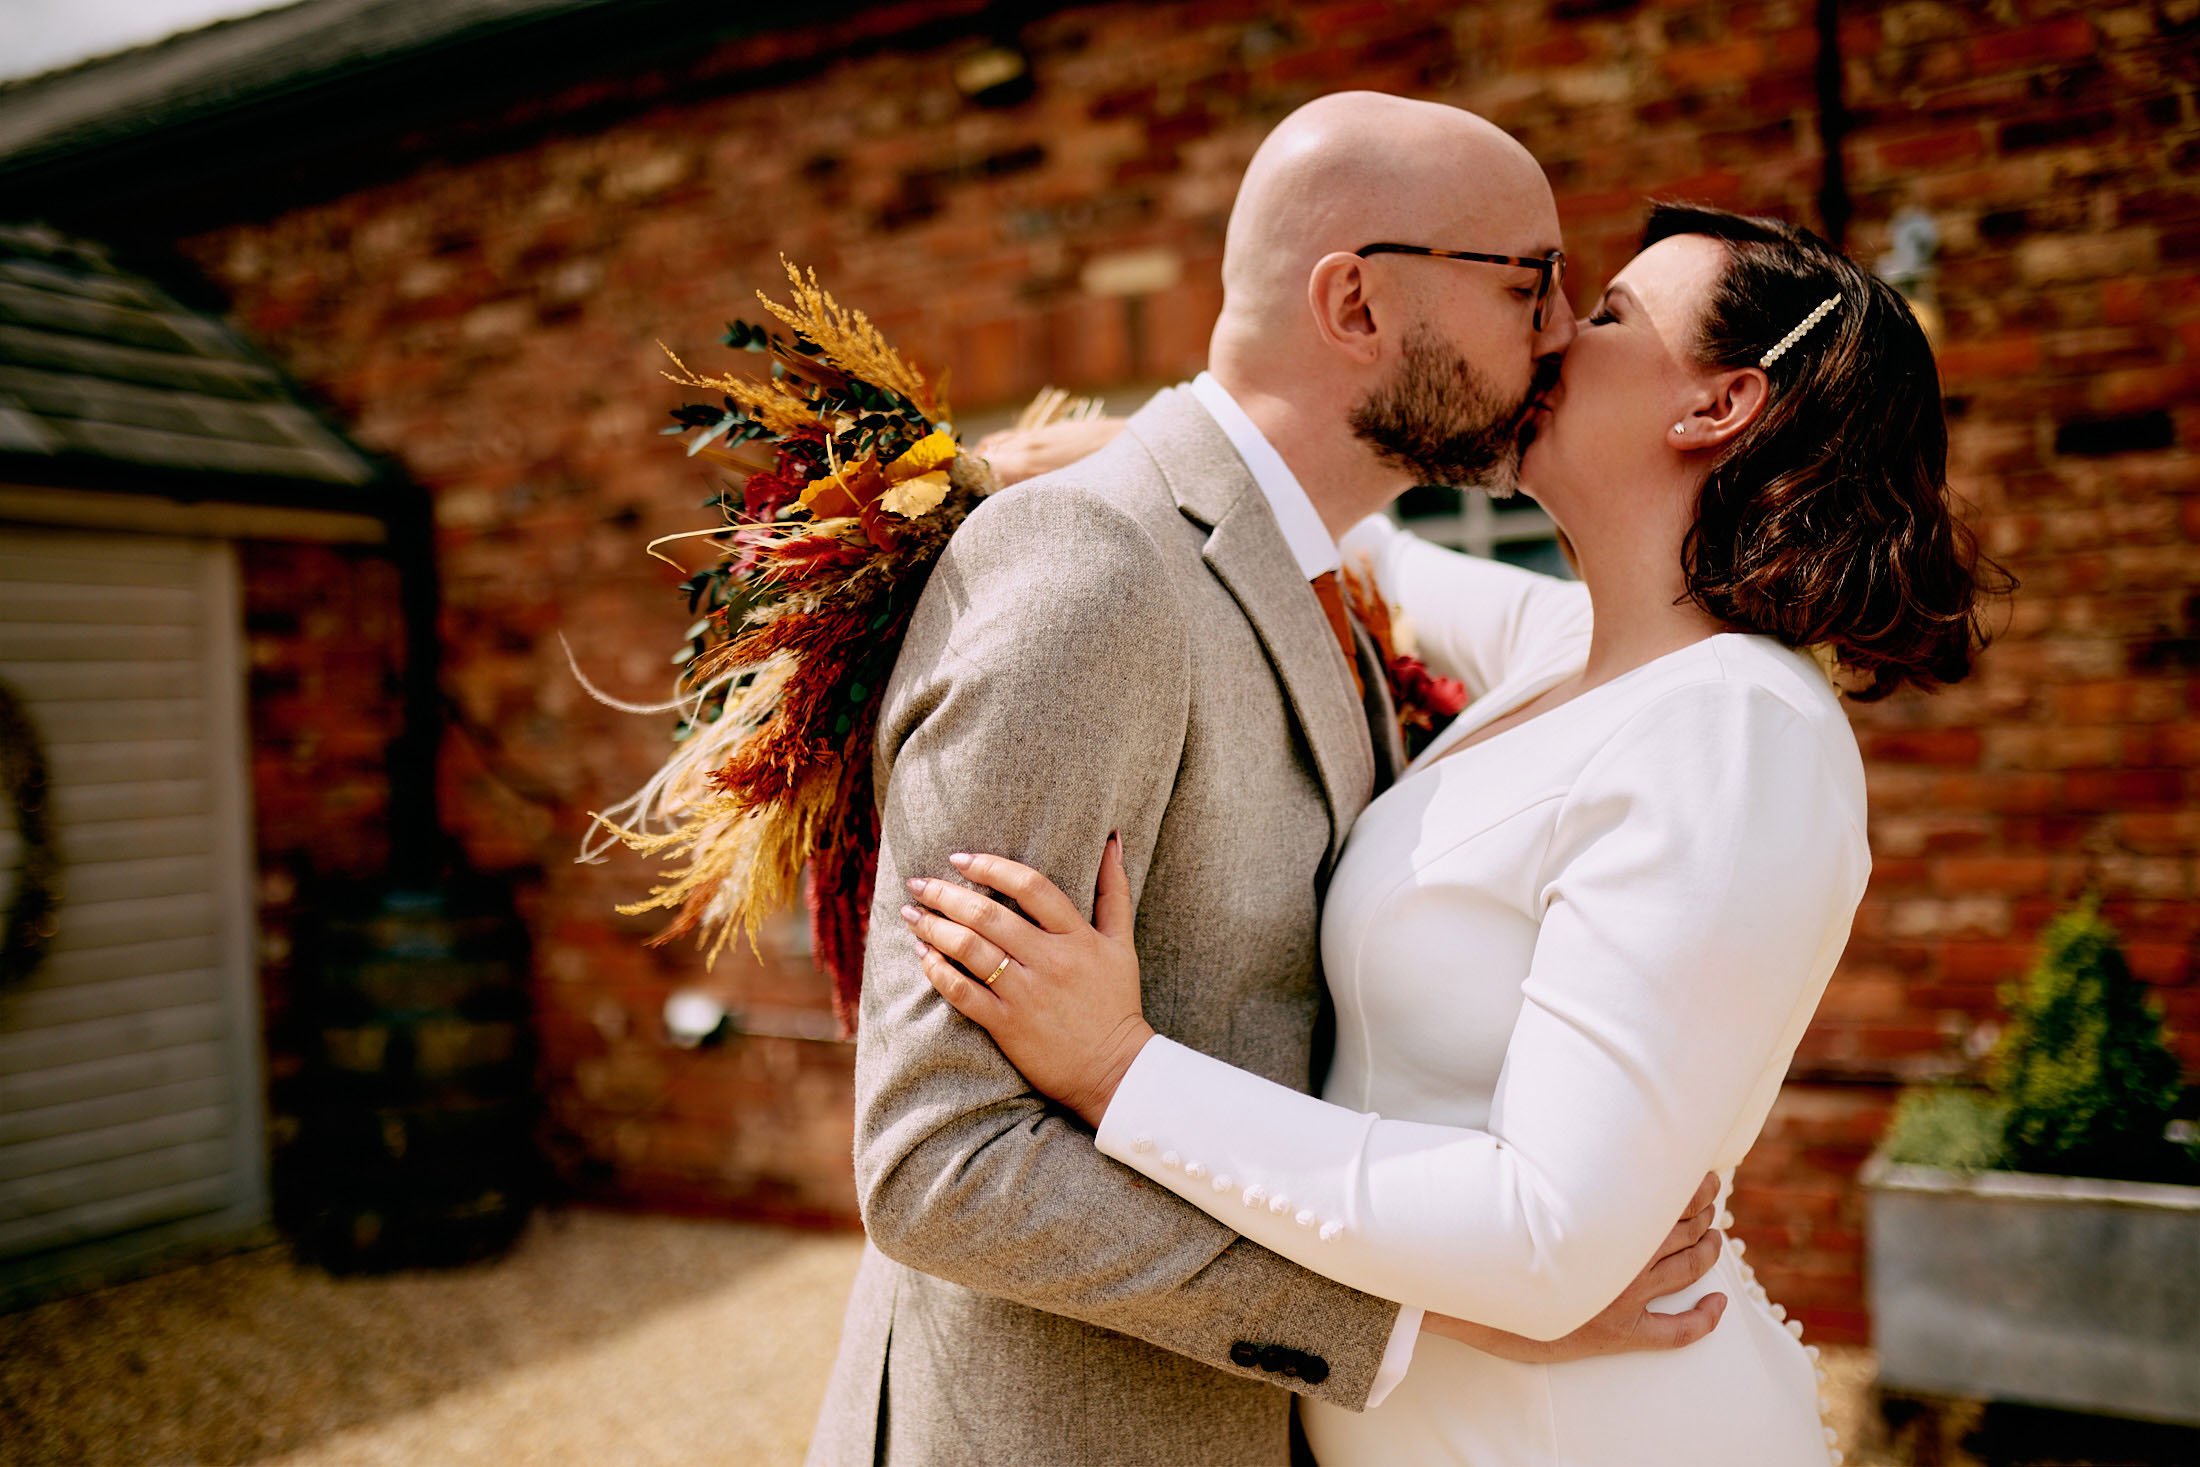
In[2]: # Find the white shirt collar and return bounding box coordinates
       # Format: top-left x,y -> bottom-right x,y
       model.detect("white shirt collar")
1188,371 -> 1340,578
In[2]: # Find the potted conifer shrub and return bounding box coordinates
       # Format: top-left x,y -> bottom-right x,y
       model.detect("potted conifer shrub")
1863,896 -> 2200,1426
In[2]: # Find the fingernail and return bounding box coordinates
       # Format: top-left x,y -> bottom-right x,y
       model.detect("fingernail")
948,852 -> 972,867
900,905 -> 920,922
905,877 -> 924,894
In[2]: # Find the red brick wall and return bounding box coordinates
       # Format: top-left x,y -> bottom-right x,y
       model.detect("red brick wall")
235,539 -> 407,1193
173,0 -> 2197,1339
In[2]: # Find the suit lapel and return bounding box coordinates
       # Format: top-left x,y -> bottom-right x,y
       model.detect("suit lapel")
1351,616 -> 1408,792
1129,389 -> 1375,862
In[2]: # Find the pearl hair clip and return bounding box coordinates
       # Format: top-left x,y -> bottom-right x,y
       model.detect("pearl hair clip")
1758,295 -> 1842,369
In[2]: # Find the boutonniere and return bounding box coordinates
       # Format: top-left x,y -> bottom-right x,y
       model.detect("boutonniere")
1340,556 -> 1470,761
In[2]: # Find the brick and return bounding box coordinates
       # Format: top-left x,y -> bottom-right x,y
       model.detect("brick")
2122,812 -> 2200,854
1934,856 -> 2057,894
1968,17 -> 2098,71
1871,126 -> 1986,172
1862,728 -> 1983,765
1998,107 -> 2120,153
2065,769 -> 2189,810
1936,333 -> 2040,381
2016,230 -> 2160,285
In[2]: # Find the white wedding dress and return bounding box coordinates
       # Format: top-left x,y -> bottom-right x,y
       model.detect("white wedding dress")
1094,516 -> 1867,1466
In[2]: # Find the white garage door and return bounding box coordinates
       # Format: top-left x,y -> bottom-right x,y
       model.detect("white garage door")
0,525 -> 267,1308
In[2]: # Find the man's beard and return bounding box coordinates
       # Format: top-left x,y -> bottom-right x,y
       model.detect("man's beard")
1349,327 -> 1551,498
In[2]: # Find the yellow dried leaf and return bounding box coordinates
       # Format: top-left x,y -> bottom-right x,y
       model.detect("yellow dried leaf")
886,430 -> 958,480
879,470 -> 952,519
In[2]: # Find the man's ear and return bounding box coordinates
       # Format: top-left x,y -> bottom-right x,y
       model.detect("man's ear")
1677,367 -> 1769,450
1307,252 -> 1383,365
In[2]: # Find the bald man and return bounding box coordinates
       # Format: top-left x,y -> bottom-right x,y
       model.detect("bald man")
807,93 -> 1718,1467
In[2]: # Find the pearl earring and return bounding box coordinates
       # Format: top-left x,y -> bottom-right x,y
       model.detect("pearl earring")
1674,422 -> 1687,435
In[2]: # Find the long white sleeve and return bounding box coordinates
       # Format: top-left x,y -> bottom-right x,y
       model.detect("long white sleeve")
1337,513 -> 1590,697
1096,675 -> 1868,1339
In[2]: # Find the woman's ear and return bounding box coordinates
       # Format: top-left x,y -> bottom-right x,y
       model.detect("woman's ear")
1307,252 -> 1382,364
1676,367 -> 1769,450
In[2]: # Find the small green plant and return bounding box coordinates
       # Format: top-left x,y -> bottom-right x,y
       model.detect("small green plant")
1883,895 -> 2194,1184
1991,895 -> 2187,1183
1882,1087 -> 2008,1173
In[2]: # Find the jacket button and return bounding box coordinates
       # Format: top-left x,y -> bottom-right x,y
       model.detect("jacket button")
1229,1341 -> 1260,1369
1257,1345 -> 1289,1374
1299,1355 -> 1330,1385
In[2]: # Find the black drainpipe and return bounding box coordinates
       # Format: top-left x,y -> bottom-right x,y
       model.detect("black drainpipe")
1815,0 -> 1853,249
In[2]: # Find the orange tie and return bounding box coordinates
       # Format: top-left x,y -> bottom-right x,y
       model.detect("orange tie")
1309,570 -> 1367,700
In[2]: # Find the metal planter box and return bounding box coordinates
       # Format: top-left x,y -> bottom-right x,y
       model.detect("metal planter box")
1863,1155 -> 2200,1427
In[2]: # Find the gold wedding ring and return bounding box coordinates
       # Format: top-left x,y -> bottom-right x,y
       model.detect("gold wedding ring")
982,955 -> 1011,987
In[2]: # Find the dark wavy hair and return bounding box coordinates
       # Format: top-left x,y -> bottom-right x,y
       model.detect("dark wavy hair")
1645,202 -> 2012,701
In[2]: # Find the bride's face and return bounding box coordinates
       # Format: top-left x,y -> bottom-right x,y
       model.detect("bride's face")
1518,234 -> 1732,513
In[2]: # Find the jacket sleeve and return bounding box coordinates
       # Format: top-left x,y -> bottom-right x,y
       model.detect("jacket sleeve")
1338,513 -> 1591,697
1096,676 -> 1868,1338
853,478 -> 1402,1408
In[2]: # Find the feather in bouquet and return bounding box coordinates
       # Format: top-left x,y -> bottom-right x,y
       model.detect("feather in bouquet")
579,260 -> 1092,1035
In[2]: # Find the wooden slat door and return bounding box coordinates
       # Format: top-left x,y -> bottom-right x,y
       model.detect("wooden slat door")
0,525 -> 267,1307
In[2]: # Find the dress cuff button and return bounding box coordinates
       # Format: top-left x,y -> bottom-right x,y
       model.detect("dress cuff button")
1824,1426 -> 1839,1445
1294,1209 -> 1317,1228
1770,1303 -> 1786,1321
1317,1221 -> 1343,1243
1213,1174 -> 1235,1192
1244,1186 -> 1267,1207
1730,1239 -> 1746,1256
1788,1320 -> 1806,1338
1184,1160 -> 1208,1180
1132,1137 -> 1153,1154
1269,1195 -> 1292,1215
1162,1151 -> 1182,1170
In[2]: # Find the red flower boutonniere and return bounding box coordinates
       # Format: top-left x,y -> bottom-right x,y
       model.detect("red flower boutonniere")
1340,556 -> 1470,761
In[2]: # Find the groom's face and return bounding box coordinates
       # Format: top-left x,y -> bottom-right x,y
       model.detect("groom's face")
1347,324 -> 1561,499
1346,214 -> 1575,499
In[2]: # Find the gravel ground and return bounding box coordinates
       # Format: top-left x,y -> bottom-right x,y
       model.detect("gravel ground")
3,1209 -> 1903,1467
2,1209 -> 864,1467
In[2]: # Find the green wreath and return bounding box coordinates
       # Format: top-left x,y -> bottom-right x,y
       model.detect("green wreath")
0,678 -> 61,986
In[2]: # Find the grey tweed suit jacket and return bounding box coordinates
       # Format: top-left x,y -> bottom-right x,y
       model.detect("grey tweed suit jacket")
807,386 -> 1409,1467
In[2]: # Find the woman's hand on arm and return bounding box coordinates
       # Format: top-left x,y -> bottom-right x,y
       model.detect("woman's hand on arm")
975,417 -> 1128,488
903,835 -> 1155,1128
1424,1172 -> 1727,1362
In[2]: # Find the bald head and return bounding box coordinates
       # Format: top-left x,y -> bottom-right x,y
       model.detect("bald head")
1198,94 -> 1570,534
1213,93 -> 1556,370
